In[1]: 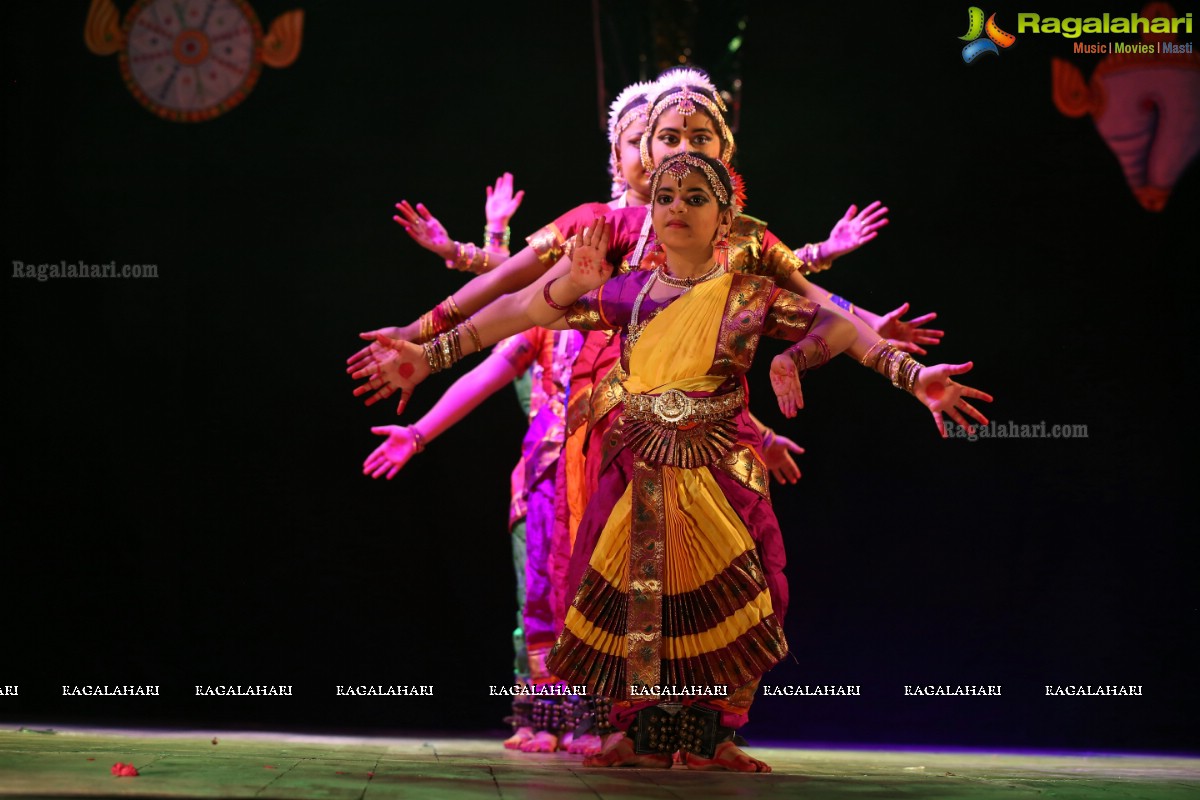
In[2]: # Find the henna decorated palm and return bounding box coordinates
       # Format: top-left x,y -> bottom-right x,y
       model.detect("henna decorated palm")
568,216 -> 613,294
769,353 -> 805,419
913,361 -> 993,437
349,334 -> 429,414
346,322 -> 420,375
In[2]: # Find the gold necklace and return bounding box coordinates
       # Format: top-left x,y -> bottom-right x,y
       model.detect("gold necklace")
657,259 -> 724,288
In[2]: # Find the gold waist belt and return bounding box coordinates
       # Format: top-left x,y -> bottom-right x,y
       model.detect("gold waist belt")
620,387 -> 744,468
622,387 -> 744,428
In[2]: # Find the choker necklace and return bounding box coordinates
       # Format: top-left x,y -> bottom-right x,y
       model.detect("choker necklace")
657,260 -> 724,288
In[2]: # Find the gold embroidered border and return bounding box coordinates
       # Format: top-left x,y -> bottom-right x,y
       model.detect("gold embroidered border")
764,240 -> 808,279
726,215 -> 766,276
716,444 -> 770,500
566,289 -> 613,332
589,360 -> 627,428
762,289 -> 820,341
626,459 -> 666,698
526,224 -> 565,268
711,273 -> 774,376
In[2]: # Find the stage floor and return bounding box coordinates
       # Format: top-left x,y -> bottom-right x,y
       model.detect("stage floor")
0,724 -> 1197,799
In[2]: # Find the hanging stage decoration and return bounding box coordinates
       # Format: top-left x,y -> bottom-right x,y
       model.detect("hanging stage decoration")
85,0 -> 303,122
1052,2 -> 1200,212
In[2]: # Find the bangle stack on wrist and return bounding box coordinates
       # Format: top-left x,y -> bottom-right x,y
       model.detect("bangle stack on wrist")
408,426 -> 426,453
484,225 -> 511,250
452,241 -> 490,273
422,319 -> 483,372
861,340 -> 923,394
797,242 -> 832,275
418,295 -> 465,343
784,333 -> 832,379
422,326 -> 463,373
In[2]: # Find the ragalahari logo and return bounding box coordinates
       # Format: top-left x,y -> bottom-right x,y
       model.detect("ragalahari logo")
960,7 -> 1017,62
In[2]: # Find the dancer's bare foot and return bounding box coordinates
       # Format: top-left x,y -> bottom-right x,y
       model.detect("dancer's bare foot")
518,731 -> 560,752
503,726 -> 534,750
684,740 -> 772,772
569,732 -> 602,754
582,733 -> 671,768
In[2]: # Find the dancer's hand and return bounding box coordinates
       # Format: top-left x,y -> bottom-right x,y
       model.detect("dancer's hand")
913,362 -> 993,437
762,433 -> 804,484
394,200 -> 454,262
349,334 -> 429,414
346,324 -> 419,374
769,353 -> 805,418
485,172 -> 525,230
818,201 -> 889,261
876,302 -> 944,356
567,216 -> 612,294
363,425 -> 419,479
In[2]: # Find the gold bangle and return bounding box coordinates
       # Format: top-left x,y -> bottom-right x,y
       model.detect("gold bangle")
861,339 -> 924,393
785,339 -> 809,378
485,225 -> 511,249
441,295 -> 464,326
861,339 -> 891,370
409,426 -> 426,453
460,317 -> 483,353
422,329 -> 464,373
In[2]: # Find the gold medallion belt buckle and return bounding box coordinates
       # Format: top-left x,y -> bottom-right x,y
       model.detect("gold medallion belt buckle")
651,389 -> 694,425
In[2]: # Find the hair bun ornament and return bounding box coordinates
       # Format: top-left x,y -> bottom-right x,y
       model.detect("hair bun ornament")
652,66 -> 724,111
725,161 -> 748,213
607,80 -> 656,143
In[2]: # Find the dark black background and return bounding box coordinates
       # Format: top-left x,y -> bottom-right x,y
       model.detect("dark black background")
4,1 -> 1196,754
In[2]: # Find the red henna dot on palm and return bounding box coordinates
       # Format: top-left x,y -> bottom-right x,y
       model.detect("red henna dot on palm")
398,363 -> 414,379
926,381 -> 945,400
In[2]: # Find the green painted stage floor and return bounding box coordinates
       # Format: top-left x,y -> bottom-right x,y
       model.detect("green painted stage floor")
0,724 -> 1197,799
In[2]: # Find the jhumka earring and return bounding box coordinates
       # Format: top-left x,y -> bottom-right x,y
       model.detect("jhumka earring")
714,229 -> 730,270
643,237 -> 667,270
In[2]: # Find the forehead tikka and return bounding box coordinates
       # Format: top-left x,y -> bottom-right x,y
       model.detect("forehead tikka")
640,88 -> 736,169
650,154 -> 730,206
676,87 -> 697,117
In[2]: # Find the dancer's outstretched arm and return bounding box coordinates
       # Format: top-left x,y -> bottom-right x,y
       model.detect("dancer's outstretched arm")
393,173 -> 525,273
362,334 -> 534,479
790,202 -> 942,354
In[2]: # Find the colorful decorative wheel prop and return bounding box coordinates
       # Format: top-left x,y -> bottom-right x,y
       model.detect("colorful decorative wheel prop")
86,0 -> 303,122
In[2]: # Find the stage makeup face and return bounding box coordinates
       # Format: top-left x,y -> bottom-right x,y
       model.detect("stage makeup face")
649,106 -> 724,166
653,171 -> 725,255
